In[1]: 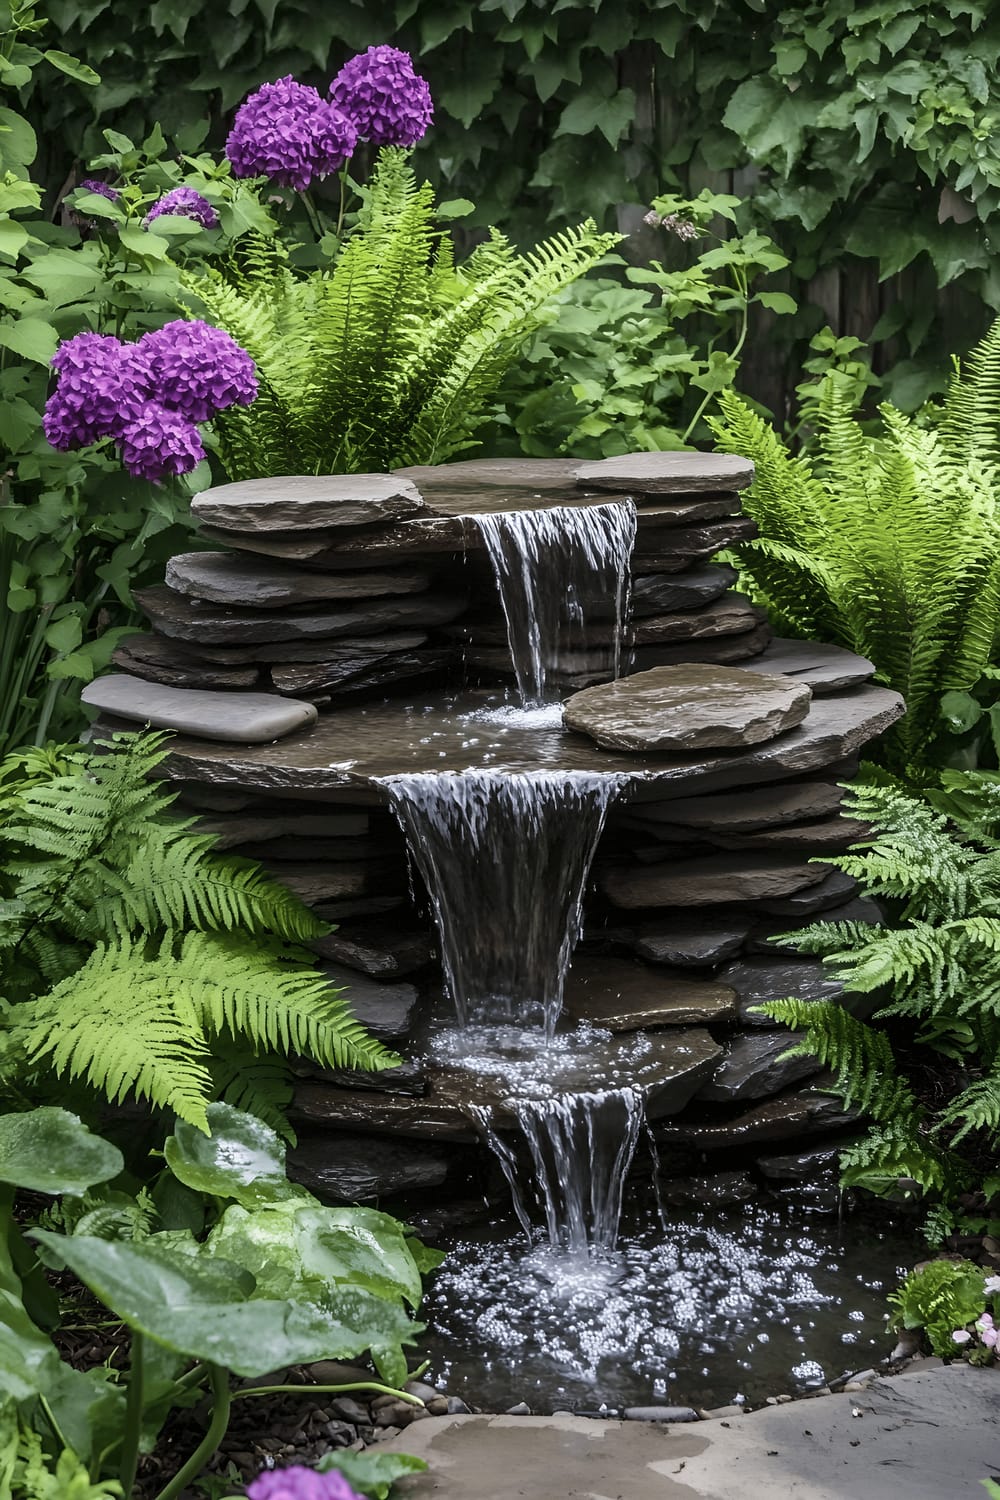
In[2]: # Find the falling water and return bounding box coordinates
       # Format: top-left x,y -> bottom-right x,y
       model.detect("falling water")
379,769 -> 622,1039
469,1089 -> 644,1254
471,501 -> 637,704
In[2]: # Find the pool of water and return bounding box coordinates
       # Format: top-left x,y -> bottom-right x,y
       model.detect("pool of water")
419,1202 -> 916,1414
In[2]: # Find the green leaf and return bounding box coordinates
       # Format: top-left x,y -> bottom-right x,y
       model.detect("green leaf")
43,50 -> 100,86
31,1232 -> 418,1377
940,689 -> 984,734
316,1451 -> 428,1500
164,1101 -> 305,1208
0,316 -> 57,364
755,290 -> 798,315
0,218 -> 28,259
437,198 -> 475,220
557,88 -> 635,148
0,1109 -> 123,1195
0,108 -> 37,172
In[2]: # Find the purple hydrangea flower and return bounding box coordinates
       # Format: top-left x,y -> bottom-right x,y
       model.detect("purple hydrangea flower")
226,75 -> 358,190
79,179 -> 120,201
330,45 -> 433,148
246,1466 -> 364,1500
44,332 -> 149,447
135,319 -> 257,423
119,401 -> 205,482
144,186 -> 219,230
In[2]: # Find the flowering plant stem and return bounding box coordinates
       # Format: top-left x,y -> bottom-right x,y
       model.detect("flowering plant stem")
151,1362 -> 231,1500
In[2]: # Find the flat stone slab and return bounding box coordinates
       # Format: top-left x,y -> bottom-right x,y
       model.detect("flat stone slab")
165,551 -> 431,608
320,961 -> 419,1042
731,638 -> 876,694
382,1366 -> 1000,1500
638,779 -> 846,833
270,648 -> 450,699
134,585 -> 466,646
292,1028 -> 722,1142
563,955 -> 737,1029
601,853 -> 831,909
129,684 -> 904,803
288,1131 -> 449,1203
696,1030 -> 820,1102
112,633 -> 260,690
310,919 -> 435,979
191,474 -> 425,531
563,665 -> 812,753
631,566 -> 737,616
717,957 -> 846,1024
655,1079 -> 859,1148
81,673 -> 317,744
620,917 -> 752,968
576,451 -> 754,494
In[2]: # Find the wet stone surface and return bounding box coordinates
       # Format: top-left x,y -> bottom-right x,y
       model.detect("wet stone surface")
80,673 -> 317,743
696,1030 -> 822,1102
716,957 -> 847,1025
563,665 -> 812,753
165,550 -> 433,608
563,955 -> 737,1029
191,472 -> 426,531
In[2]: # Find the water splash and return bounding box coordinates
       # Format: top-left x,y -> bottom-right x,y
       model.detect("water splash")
469,1089 -> 644,1254
471,502 -> 637,704
379,770 -> 622,1039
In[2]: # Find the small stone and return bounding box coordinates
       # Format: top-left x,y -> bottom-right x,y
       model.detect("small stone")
447,1397 -> 471,1415
563,665 -> 811,754
624,917 -> 751,968
327,1397 -> 370,1424
304,1361 -> 373,1387
425,1396 -> 449,1415
623,1406 -> 700,1422
310,919 -> 434,979
403,1381 -> 439,1403
374,1400 -> 419,1427
321,1420 -> 355,1445
192,473 -> 426,532
80,673 -> 317,744
575,451 -> 753,495
700,1405 -> 744,1419
319,962 -> 419,1042
505,1402 -> 531,1416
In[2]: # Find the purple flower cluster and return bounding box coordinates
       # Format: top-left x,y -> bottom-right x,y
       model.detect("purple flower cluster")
43,320 -> 257,483
226,45 -> 432,190
144,186 -> 219,230
330,45 -> 433,148
246,1466 -> 363,1500
226,76 -> 358,191
79,179 -> 120,202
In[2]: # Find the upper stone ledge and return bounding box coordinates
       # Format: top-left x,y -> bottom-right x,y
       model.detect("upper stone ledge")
190,453 -> 755,536
575,451 -> 754,494
191,474 -> 426,533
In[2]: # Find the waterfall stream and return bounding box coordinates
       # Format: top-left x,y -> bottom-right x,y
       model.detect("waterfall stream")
471,501 -> 637,704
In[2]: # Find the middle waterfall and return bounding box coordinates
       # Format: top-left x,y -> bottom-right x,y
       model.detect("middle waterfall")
380,499 -> 642,1253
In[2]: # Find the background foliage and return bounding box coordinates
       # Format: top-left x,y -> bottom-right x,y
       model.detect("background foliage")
22,0 -> 1000,416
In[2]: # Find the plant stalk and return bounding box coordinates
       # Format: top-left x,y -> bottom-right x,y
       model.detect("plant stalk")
151,1362 -> 231,1500
230,1379 -> 424,1407
119,1330 -> 145,1498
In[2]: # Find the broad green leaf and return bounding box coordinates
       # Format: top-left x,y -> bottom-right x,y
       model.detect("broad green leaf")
43,50 -> 100,86
0,108 -> 37,172
755,290 -> 798,315
940,689 -> 983,733
316,1451 -> 428,1499
0,1108 -> 123,1194
31,1232 -> 418,1376
0,218 -> 27,258
437,198 -> 475,220
72,190 -> 125,221
165,1101 -> 305,1208
21,252 -> 104,307
0,315 -> 55,365
0,178 -> 40,213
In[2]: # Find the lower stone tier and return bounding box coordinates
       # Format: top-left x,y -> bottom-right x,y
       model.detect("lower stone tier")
151,702 -> 895,1218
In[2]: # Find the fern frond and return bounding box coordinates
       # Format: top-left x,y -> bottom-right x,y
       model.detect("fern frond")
941,315 -> 1000,470
759,997 -> 909,1116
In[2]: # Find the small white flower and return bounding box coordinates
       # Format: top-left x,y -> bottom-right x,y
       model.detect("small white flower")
952,1329 -> 973,1345
984,1275 -> 1000,1294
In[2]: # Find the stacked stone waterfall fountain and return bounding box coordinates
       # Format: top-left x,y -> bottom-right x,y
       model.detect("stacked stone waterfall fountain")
85,451 -> 905,1233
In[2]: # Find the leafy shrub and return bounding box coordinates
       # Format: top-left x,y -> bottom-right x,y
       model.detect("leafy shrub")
888,1259 -> 992,1358
0,732 -> 395,1132
484,189 -> 796,459
711,321 -> 1000,777
0,1104 -> 439,1499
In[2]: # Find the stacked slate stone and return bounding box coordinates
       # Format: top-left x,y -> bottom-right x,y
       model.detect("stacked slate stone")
82,450 -> 905,1214
111,453 -> 767,708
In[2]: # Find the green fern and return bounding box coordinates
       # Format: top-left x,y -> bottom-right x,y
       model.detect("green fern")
710,333 -> 1000,776
766,775 -> 1000,1203
182,147 -> 618,476
0,732 -> 399,1131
